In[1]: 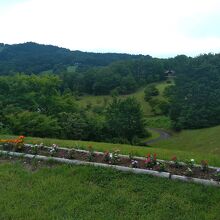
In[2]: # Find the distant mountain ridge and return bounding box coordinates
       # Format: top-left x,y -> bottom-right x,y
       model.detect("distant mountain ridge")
0,42 -> 149,75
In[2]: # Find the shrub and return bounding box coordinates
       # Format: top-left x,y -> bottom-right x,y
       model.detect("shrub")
110,149 -> 120,165
88,145 -> 96,162
186,159 -> 195,168
103,151 -> 111,163
201,160 -> 209,172
171,155 -> 181,168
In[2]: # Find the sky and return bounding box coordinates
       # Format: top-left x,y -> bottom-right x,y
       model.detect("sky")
1,0 -> 220,57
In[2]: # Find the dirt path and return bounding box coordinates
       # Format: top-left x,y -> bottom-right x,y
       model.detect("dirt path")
145,128 -> 171,145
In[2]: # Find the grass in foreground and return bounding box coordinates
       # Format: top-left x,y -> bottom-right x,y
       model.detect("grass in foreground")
0,159 -> 220,220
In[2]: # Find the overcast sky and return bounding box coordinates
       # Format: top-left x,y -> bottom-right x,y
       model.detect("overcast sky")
1,0 -> 220,57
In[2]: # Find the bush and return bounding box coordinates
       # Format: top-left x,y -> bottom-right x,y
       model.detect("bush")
6,111 -> 60,138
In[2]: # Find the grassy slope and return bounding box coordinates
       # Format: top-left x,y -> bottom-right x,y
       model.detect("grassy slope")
1,130 -> 220,166
156,125 -> 220,155
0,160 -> 220,220
76,81 -> 171,117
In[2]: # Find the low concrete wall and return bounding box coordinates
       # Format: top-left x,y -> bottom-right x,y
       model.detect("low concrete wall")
0,149 -> 219,187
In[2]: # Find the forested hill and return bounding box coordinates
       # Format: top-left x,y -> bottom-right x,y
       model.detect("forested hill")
0,42 -> 148,74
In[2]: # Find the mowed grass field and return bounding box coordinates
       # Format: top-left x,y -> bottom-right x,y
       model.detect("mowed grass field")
0,159 -> 220,220
1,124 -> 220,166
156,125 -> 220,155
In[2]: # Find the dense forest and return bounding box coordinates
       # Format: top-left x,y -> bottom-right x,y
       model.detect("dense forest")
1,42 -> 220,142
0,42 -> 146,74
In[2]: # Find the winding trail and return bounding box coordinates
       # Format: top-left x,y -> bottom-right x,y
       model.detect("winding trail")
144,128 -> 171,145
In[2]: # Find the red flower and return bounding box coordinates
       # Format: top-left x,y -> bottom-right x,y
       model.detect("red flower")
145,157 -> 151,164
147,153 -> 151,158
171,156 -> 177,161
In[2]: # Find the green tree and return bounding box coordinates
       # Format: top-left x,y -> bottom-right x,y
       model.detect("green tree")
6,111 -> 60,138
105,97 -> 147,143
144,85 -> 159,101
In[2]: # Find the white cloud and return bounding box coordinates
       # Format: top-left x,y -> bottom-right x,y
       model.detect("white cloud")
1,0 -> 220,57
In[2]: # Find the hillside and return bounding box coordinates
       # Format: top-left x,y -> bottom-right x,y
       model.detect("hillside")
77,81 -> 172,117
0,42 -> 147,74
156,125 -> 220,155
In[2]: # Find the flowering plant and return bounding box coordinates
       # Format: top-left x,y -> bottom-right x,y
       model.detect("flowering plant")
103,151 -> 111,163
215,169 -> 220,181
88,145 -> 95,162
144,153 -> 157,168
171,155 -> 181,168
186,167 -> 193,176
49,144 -> 58,156
110,149 -> 120,165
32,144 -> 39,155
201,160 -> 208,172
131,160 -> 138,168
154,162 -> 166,172
187,159 -> 195,168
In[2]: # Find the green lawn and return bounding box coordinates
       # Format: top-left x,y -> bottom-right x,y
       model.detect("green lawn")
0,159 -> 220,220
156,125 -> 220,155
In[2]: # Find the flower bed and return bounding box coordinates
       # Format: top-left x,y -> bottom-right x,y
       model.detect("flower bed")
0,142 -> 220,186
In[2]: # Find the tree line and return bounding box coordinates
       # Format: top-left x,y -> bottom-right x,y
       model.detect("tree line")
0,74 -> 148,144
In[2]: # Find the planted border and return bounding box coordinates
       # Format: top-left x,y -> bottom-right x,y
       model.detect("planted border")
0,143 -> 220,187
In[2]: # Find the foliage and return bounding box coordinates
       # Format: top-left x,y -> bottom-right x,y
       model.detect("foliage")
102,151 -> 111,163
168,54 -> 220,130
0,74 -> 148,143
109,149 -> 120,165
67,149 -> 76,159
144,153 -> 157,168
186,159 -> 195,168
105,97 -> 148,143
6,111 -> 60,138
155,162 -> 166,172
144,84 -> 159,101
0,42 -> 145,74
201,160 -> 209,172
185,167 -> 193,176
215,169 -> 220,181
88,145 -> 96,162
171,156 -> 181,168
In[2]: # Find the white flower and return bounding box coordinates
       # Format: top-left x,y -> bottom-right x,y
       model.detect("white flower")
190,159 -> 195,162
109,153 -> 113,159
